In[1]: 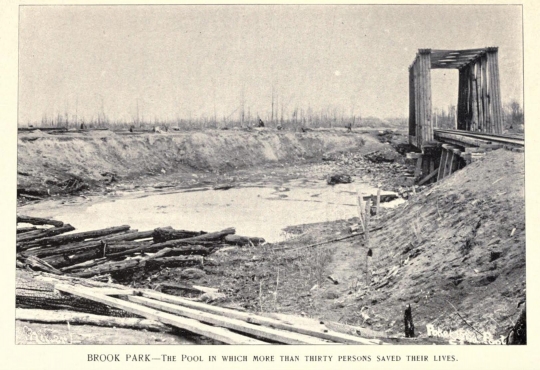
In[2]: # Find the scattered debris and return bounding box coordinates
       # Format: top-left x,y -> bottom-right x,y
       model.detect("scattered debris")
326,173 -> 353,185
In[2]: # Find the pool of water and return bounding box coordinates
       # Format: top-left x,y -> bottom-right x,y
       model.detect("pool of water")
19,180 -> 403,243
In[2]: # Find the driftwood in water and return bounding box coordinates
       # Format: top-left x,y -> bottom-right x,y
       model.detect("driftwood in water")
22,225 -> 130,248
224,234 -> 265,246
153,227 -> 206,243
17,224 -> 76,245
17,215 -> 64,227
16,308 -> 171,332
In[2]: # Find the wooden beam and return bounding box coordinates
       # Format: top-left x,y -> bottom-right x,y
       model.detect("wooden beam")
55,284 -> 264,344
487,48 -> 503,134
128,295 -> 331,345
136,289 -> 383,345
419,167 -> 439,185
16,308 -> 170,332
481,54 -> 489,132
414,58 -> 421,147
414,156 -> 423,179
437,149 -> 448,181
470,62 -> 479,131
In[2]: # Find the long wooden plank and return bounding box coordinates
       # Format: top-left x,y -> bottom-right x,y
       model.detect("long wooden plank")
437,149 -> 447,181
129,296 -> 330,345
55,284 -> 264,344
418,167 -> 439,185
138,289 -> 382,345
16,308 -> 168,331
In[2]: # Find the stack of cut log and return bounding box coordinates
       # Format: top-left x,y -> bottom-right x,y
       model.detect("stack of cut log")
16,215 -> 265,279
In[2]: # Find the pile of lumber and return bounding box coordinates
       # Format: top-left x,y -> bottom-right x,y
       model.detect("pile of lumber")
16,214 -> 265,279
16,273 -> 385,345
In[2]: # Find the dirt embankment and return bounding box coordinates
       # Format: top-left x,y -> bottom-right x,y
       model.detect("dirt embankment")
175,149 -> 524,344
17,129 -> 372,196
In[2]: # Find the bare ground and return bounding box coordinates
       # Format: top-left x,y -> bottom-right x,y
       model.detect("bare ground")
16,128 -> 525,345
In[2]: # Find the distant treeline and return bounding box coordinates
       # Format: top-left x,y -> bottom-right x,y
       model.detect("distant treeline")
433,100 -> 524,133
20,113 -> 407,131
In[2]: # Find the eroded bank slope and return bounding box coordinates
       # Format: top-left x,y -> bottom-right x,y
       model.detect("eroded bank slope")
18,129 -> 372,196
188,149 -> 524,343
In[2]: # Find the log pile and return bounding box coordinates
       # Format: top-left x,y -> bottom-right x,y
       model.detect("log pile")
16,214 -> 264,279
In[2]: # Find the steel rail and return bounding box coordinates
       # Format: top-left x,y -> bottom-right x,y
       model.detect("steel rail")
434,128 -> 524,146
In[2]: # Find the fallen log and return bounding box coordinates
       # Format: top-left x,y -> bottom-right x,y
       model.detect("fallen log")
17,215 -> 64,227
16,308 -> 171,332
19,194 -> 44,200
22,225 -> 131,248
24,256 -> 63,275
105,230 -> 154,242
105,241 -> 216,260
17,224 -> 76,245
153,227 -> 206,243
106,240 -> 154,254
147,256 -> 204,268
70,247 -> 173,278
158,283 -> 219,296
41,246 -> 104,268
223,234 -> 265,246
71,259 -> 144,278
60,257 -> 108,272
149,228 -> 235,249
17,227 -> 39,234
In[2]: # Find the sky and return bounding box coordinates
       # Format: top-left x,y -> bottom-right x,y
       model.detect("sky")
18,5 -> 523,124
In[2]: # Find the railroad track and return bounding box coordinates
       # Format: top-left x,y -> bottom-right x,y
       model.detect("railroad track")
434,128 -> 524,147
